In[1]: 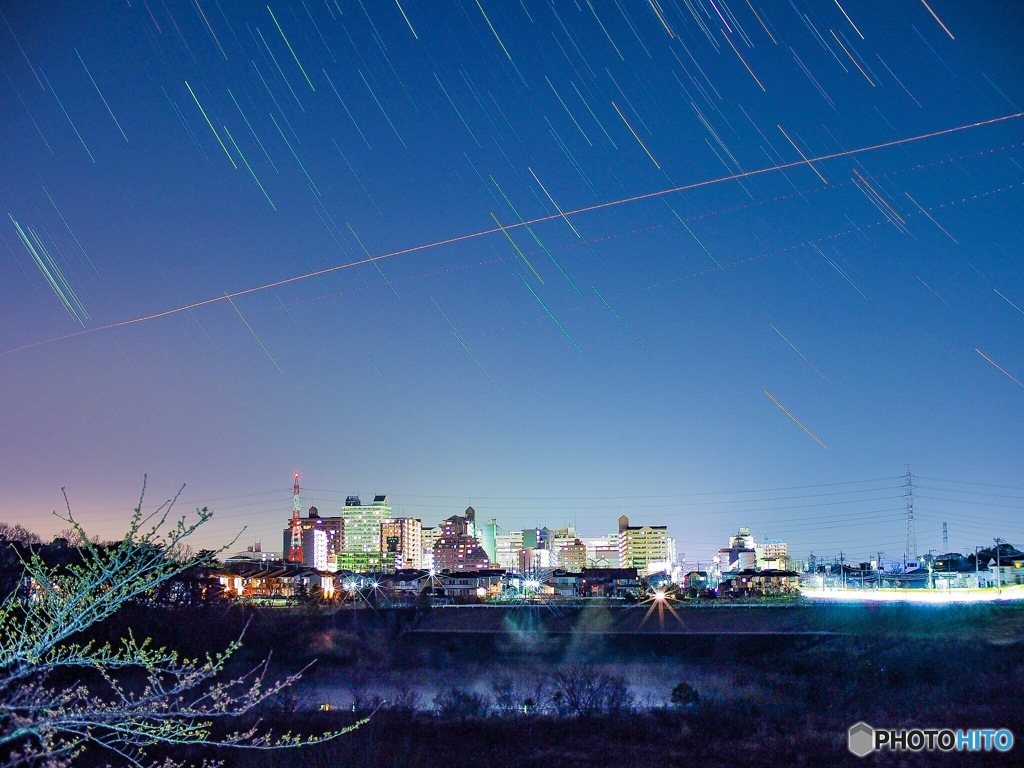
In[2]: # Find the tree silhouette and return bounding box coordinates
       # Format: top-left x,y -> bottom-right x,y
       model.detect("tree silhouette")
0,480 -> 361,767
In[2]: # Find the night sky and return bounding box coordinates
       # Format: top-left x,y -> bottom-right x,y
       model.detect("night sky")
2,0 -> 1023,563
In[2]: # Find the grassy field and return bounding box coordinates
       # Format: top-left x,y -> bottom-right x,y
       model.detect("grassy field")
82,600 -> 1024,766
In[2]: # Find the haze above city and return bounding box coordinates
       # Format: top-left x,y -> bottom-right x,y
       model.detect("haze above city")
1,0 -> 1022,562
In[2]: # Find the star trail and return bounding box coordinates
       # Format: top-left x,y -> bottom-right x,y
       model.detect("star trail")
1,0 -> 1022,559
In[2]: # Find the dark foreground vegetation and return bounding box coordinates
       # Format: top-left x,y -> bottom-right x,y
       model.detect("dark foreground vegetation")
75,602 -> 1024,767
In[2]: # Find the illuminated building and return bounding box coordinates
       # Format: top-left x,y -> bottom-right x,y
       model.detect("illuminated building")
756,538 -> 789,570
519,546 -> 551,572
719,527 -> 757,572
492,530 -> 524,570
336,494 -> 392,572
581,535 -> 619,567
555,538 -> 588,571
381,517 -> 423,571
479,519 -> 499,563
617,515 -> 671,575
421,526 -> 440,570
282,506 -> 343,571
433,509 -> 491,572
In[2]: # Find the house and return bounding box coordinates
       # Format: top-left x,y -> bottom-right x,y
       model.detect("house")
545,569 -> 583,597
721,568 -> 800,596
437,569 -> 505,601
378,569 -> 432,595
684,570 -> 709,591
579,567 -> 640,598
214,560 -> 336,601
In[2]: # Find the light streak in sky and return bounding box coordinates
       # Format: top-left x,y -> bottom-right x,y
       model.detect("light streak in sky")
474,0 -> 513,62
490,212 -> 544,284
834,0 -> 864,41
393,0 -> 418,39
524,281 -> 582,353
777,123 -> 827,184
876,54 -> 922,108
75,48 -> 128,142
745,0 -> 778,45
528,166 -> 583,239
490,176 -> 581,295
39,69 -> 96,164
769,323 -> 827,380
42,186 -> 98,277
9,214 -> 90,326
431,297 -> 500,390
592,286 -> 644,350
721,29 -> 766,92
585,0 -> 625,60
184,80 -> 237,169
226,292 -> 282,373
905,192 -> 958,244
4,111 -> 1023,357
763,390 -> 827,449
267,6 -> 315,91
547,76 -> 593,147
994,290 -> 1024,317
322,69 -> 372,150
975,349 -> 1024,389
222,124 -> 277,211
919,0 -> 955,40
227,88 -> 279,173
347,222 -> 402,300
0,6 -> 43,89
612,100 -> 660,169
830,28 -> 874,87
358,69 -> 407,149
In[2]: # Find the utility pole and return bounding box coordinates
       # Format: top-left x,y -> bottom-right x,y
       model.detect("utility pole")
904,467 -> 918,562
876,551 -> 883,590
995,538 -> 1004,589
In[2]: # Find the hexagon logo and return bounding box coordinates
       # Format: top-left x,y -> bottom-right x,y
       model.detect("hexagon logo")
848,722 -> 875,757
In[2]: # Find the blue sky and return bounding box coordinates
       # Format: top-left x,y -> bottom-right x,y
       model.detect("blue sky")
1,0 -> 1023,562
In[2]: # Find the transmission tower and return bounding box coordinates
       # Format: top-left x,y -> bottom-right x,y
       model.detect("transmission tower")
942,522 -> 949,554
287,471 -> 303,563
904,467 -> 917,562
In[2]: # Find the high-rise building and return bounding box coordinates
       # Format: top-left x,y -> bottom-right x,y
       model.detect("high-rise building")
479,519 -> 499,564
493,530 -> 524,571
618,515 -> 672,575
756,538 -> 789,570
381,517 -> 423,571
434,510 -> 491,572
337,494 -> 392,572
556,538 -> 588,572
421,526 -> 440,570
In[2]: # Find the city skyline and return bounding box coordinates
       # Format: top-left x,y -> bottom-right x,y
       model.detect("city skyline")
2,1 -> 1023,561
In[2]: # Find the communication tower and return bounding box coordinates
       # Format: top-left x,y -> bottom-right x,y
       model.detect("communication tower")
287,472 -> 303,563
904,467 -> 917,562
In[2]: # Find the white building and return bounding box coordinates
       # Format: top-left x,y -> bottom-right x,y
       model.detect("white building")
618,515 -> 672,576
580,535 -> 618,567
493,530 -> 524,571
756,538 -> 788,570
